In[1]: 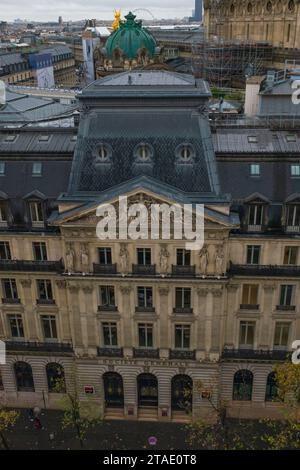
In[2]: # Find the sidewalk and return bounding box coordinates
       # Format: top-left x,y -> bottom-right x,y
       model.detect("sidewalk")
4,409 -> 191,450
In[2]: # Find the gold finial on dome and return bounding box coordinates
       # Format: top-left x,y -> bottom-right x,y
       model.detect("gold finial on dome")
112,9 -> 122,31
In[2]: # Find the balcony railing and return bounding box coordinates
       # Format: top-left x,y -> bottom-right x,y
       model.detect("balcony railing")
37,299 -> 56,305
5,341 -> 73,353
135,306 -> 156,313
276,305 -> 296,312
132,264 -> 156,276
93,263 -> 117,275
173,307 -> 193,314
2,298 -> 21,304
0,259 -> 64,273
285,225 -> 300,233
133,348 -> 159,358
97,347 -> 123,357
221,348 -> 291,361
240,304 -> 259,310
169,349 -> 196,360
97,305 -> 118,312
172,265 -> 196,277
230,263 -> 300,277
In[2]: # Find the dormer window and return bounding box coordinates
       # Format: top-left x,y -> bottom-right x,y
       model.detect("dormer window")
32,162 -> 42,177
291,165 -> 300,177
0,201 -> 7,226
286,134 -> 296,143
29,201 -> 44,227
4,135 -> 17,143
247,204 -> 264,231
286,204 -> 300,232
250,164 -> 260,176
176,143 -> 195,164
0,162 -> 5,176
94,143 -> 112,167
134,143 -> 153,163
247,136 -> 257,143
38,135 -> 50,142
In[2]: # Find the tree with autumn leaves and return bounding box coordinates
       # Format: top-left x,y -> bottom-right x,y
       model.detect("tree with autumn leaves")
0,408 -> 19,450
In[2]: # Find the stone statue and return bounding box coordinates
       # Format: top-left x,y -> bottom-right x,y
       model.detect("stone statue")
80,244 -> 89,272
215,247 -> 225,275
119,243 -> 129,274
159,245 -> 169,274
66,244 -> 75,272
199,245 -> 209,274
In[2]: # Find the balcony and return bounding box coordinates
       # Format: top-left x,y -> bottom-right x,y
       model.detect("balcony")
37,299 -> 56,306
132,264 -> 156,276
172,265 -> 196,277
169,349 -> 196,360
97,347 -> 123,357
93,263 -> 117,275
5,341 -> 73,353
133,348 -> 159,358
276,305 -> 296,312
173,307 -> 193,314
246,225 -> 264,232
230,263 -> 300,277
221,348 -> 290,361
285,225 -> 300,233
240,304 -> 259,311
135,306 -> 155,313
2,298 -> 21,304
97,305 -> 118,312
0,259 -> 64,273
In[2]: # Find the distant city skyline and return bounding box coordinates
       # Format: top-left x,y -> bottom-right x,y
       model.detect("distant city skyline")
0,0 -> 196,22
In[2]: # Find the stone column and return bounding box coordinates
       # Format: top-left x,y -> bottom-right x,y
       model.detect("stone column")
67,282 -> 84,353
259,284 -> 276,349
120,285 -> 133,357
196,287 -> 209,360
224,284 -> 239,348
55,280 -> 71,342
158,286 -> 169,358
20,279 -> 38,341
210,287 -> 223,360
82,285 -> 98,355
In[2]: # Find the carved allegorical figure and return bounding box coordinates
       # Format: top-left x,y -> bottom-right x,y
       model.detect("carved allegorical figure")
120,243 -> 129,274
215,246 -> 225,275
66,243 -> 76,272
199,245 -> 209,274
159,245 -> 170,274
80,243 -> 89,272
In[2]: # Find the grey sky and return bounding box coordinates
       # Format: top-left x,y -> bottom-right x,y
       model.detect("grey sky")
1,0 -> 196,21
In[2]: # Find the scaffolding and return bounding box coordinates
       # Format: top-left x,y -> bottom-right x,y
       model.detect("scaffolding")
192,39 -> 273,88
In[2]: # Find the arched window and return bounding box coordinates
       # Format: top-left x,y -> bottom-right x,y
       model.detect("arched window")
46,363 -> 66,393
171,375 -> 193,412
288,0 -> 295,13
134,143 -> 153,163
233,369 -> 253,401
266,1 -> 273,13
176,143 -> 195,164
103,372 -> 124,408
14,361 -> 34,392
137,373 -> 158,407
247,2 -> 253,14
265,372 -> 278,401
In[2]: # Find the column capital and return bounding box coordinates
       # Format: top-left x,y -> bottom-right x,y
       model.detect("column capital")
20,279 -> 31,288
158,286 -> 170,296
55,280 -> 67,289
120,285 -> 132,295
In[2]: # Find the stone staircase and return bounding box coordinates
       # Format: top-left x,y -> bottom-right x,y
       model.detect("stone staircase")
138,407 -> 158,421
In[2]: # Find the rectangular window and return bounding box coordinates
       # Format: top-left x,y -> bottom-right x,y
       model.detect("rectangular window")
102,322 -> 118,347
33,242 -> 47,261
248,136 -> 258,143
0,202 -> 7,222
29,201 -> 44,223
2,279 -> 18,299
8,314 -> 24,338
37,280 -> 53,301
175,287 -> 191,309
250,164 -> 260,176
287,205 -> 300,227
137,248 -> 151,265
0,162 -> 5,175
98,247 -> 112,265
291,165 -> 300,177
137,286 -> 153,308
175,324 -> 191,349
0,242 -> 11,260
41,315 -> 57,340
283,246 -> 298,265
138,323 -> 153,348
246,245 -> 260,265
248,205 -> 264,226
239,321 -> 255,348
100,286 -> 115,307
176,249 -> 191,266
32,162 -> 42,176
4,135 -> 17,143
274,323 -> 290,349
38,135 -> 50,142
286,134 -> 296,142
242,284 -> 259,306
279,285 -> 294,307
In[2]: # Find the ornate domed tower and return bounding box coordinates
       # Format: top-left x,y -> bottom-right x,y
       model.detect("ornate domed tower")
94,12 -> 164,77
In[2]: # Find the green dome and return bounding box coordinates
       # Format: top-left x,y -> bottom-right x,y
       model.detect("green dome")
105,12 -> 157,60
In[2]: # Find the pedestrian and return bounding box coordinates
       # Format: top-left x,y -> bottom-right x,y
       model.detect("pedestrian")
27,408 -> 34,421
33,416 -> 42,430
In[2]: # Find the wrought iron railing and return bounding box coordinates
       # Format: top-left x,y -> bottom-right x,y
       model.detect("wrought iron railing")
5,341 -> 73,353
133,348 -> 159,359
172,265 -> 196,277
93,263 -> 117,275
132,264 -> 156,276
0,259 -> 64,273
173,307 -> 193,314
169,349 -> 196,360
221,348 -> 291,361
97,347 -> 123,357
230,263 -> 300,277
